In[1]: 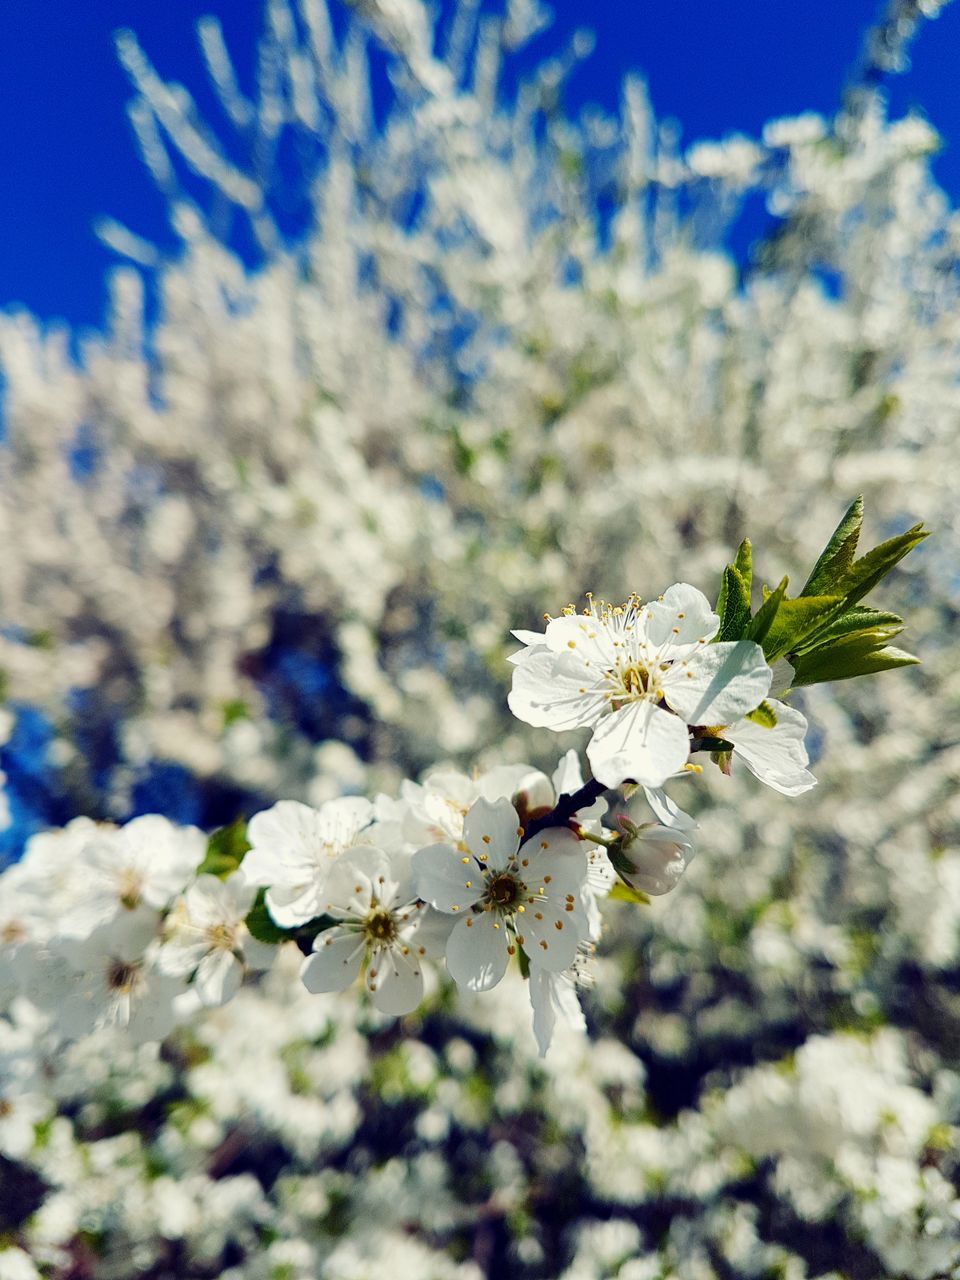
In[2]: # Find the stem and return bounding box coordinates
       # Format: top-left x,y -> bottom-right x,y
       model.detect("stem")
521,776 -> 608,842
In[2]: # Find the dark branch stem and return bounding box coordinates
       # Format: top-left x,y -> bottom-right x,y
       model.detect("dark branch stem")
521,776 -> 608,843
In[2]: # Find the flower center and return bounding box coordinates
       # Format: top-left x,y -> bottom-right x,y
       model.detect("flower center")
364,909 -> 397,944
621,663 -> 650,696
118,867 -> 143,911
206,923 -> 236,951
486,873 -> 524,911
1,920 -> 26,945
106,959 -> 142,995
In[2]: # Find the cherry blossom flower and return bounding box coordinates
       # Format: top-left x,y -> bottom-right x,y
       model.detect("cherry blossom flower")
59,816 -> 207,940
508,584 -> 772,788
413,797 -> 589,992
299,846 -> 431,1015
157,873 -> 276,1007
241,797 -> 374,928
31,912 -> 185,1044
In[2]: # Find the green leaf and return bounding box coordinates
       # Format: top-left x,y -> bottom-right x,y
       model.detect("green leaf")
608,881 -> 651,905
244,890 -> 336,948
733,538 -> 753,593
245,889 -> 292,945
761,594 -> 844,663
834,522 -> 930,610
746,701 -> 778,728
745,576 -> 788,646
801,495 -> 863,596
792,606 -> 904,655
790,634 -> 920,687
715,558 -> 752,642
198,819 -> 250,879
517,944 -> 531,979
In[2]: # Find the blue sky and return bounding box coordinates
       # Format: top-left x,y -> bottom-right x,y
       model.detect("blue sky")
1,0 -> 958,330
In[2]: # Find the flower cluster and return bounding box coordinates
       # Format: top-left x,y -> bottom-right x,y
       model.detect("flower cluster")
1,0 -> 959,1274
1,517 -> 924,1058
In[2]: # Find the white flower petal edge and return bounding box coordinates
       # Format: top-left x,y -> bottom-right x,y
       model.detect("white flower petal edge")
661,641 -> 773,726
528,964 -> 587,1057
587,700 -> 692,788
445,911 -> 510,992
725,699 -> 817,795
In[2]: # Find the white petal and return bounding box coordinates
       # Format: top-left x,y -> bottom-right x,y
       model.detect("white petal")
643,786 -> 698,831
510,627 -> 547,647
412,843 -> 481,914
478,764 -> 553,813
543,613 -> 617,665
323,845 -> 395,915
551,748 -> 585,798
529,966 -> 586,1057
366,944 -> 424,1015
522,896 -> 585,972
462,797 -> 521,869
445,913 -> 510,992
643,583 -> 720,650
194,949 -> 242,1007
156,936 -> 207,977
726,699 -> 817,795
300,928 -> 365,994
587,702 -> 691,788
662,640 -> 772,725
508,649 -> 607,731
520,829 -> 587,897
264,881 -> 326,929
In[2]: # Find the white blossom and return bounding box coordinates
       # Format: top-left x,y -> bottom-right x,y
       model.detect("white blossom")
413,797 -> 589,991
241,797 -> 374,927
157,873 -> 276,1006
300,845 -> 431,1015
508,585 -> 772,787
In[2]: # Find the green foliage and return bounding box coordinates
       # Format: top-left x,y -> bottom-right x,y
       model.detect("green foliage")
790,635 -> 920,687
198,818 -> 250,878
244,889 -> 292,945
801,494 -> 863,596
244,888 -> 335,948
744,575 -> 787,646
714,539 -> 753,641
713,497 -> 928,689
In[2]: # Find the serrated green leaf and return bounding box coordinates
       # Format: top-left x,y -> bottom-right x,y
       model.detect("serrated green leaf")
746,701 -> 778,728
715,563 -> 752,642
745,576 -> 788,646
834,523 -> 930,609
801,495 -> 863,596
790,634 -> 920,687
609,881 -> 652,905
792,606 -> 904,655
761,594 -> 844,662
198,818 -> 250,879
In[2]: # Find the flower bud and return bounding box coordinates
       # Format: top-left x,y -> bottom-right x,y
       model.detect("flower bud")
613,824 -> 695,896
